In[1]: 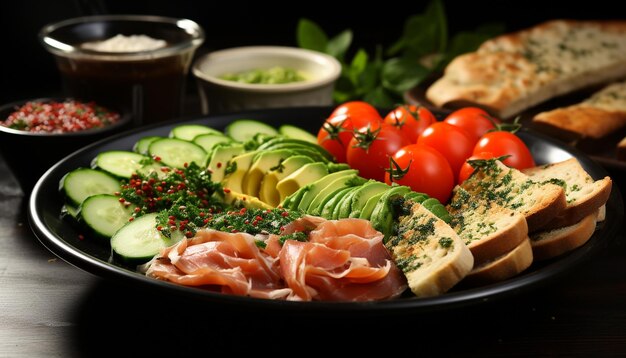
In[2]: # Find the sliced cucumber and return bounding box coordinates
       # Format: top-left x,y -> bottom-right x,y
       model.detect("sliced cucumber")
225,119 -> 278,142
148,138 -> 206,168
61,204 -> 79,220
169,124 -> 221,141
78,194 -> 136,238
193,133 -> 233,152
92,151 -> 149,179
133,136 -> 162,155
279,124 -> 317,143
61,168 -> 121,206
111,213 -> 183,263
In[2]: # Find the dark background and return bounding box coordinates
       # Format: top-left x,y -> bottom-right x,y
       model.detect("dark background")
1,0 -> 623,106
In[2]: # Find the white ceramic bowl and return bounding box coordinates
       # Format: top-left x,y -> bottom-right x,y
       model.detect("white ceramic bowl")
192,46 -> 341,114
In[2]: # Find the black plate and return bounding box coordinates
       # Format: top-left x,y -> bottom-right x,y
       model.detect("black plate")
28,106 -> 623,313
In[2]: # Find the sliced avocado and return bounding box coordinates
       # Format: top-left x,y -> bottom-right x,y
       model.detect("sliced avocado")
306,174 -> 367,215
223,189 -> 273,210
242,149 -> 294,198
333,186 -> 361,219
257,138 -> 333,162
207,144 -> 245,183
370,185 -> 411,239
283,186 -> 310,210
258,155 -> 315,207
348,181 -> 391,218
358,191 -> 387,220
296,170 -> 358,213
221,151 -> 258,193
276,162 -> 329,203
404,191 -> 429,204
320,186 -> 355,219
327,163 -> 351,173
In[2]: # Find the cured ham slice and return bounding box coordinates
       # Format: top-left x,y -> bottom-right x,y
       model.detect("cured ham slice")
146,230 -> 290,299
145,216 -> 407,301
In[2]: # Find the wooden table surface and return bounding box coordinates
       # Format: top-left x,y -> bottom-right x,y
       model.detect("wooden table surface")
1,151 -> 625,357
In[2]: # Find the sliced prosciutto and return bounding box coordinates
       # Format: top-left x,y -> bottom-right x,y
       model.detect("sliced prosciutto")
145,216 -> 407,301
145,230 -> 291,299
277,218 -> 407,301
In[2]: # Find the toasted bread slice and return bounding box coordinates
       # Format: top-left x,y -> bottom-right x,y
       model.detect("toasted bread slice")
522,158 -> 612,229
457,159 -> 566,231
386,202 -> 474,297
462,238 -> 533,286
447,187 -> 528,266
618,136 -> 626,161
530,212 -> 597,260
533,81 -> 626,141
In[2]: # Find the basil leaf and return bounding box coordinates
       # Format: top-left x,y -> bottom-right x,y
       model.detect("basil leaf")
297,19 -> 328,52
327,30 -> 353,59
363,86 -> 396,108
349,49 -> 368,85
381,57 -> 430,94
387,0 -> 447,58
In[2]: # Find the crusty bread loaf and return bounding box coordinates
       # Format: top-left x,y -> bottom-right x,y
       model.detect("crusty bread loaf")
385,202 -> 474,297
447,187 -> 528,266
456,159 -> 566,231
426,20 -> 626,118
530,212 -> 597,260
462,238 -> 533,286
522,158 -> 612,229
533,81 -> 626,141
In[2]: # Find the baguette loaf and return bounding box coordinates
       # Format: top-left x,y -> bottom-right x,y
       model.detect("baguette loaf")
530,212 -> 597,260
426,20 -> 626,118
462,238 -> 533,286
385,202 -> 474,297
533,81 -> 626,141
522,158 -> 611,229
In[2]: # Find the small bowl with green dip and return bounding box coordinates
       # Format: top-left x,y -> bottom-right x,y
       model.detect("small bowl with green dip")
192,46 -> 341,114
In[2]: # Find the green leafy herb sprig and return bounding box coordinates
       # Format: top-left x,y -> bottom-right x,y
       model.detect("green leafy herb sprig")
296,0 -> 504,108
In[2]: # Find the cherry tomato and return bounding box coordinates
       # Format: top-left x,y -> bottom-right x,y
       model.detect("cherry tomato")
347,124 -> 410,182
443,107 -> 499,145
417,122 -> 474,181
384,105 -> 436,142
458,151 -> 495,185
473,131 -> 535,169
317,103 -> 382,163
385,144 -> 455,203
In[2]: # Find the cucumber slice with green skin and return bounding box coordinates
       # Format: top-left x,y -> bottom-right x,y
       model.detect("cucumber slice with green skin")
92,151 -> 149,179
110,213 -> 183,264
225,119 -> 278,142
148,138 -> 206,169
278,124 -> 317,143
61,204 -> 79,221
192,133 -> 233,152
60,168 -> 121,207
78,194 -> 136,239
169,124 -> 221,141
133,136 -> 162,155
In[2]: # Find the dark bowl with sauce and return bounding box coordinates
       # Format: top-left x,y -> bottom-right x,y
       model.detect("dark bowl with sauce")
0,98 -> 131,193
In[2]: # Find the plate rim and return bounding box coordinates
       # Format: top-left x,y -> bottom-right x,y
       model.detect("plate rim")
27,106 -> 624,312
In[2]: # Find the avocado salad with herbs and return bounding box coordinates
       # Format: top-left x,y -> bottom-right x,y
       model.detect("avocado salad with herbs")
59,118 -> 449,264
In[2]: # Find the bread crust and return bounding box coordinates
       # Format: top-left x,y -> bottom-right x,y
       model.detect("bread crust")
426,20 -> 626,118
531,212 -> 597,260
534,107 -> 626,140
462,238 -> 533,286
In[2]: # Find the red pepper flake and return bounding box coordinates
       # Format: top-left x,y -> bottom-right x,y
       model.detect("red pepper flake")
153,156 -> 162,162
203,218 -> 209,224
223,188 -> 231,193
156,225 -> 163,231
118,198 -> 125,203
281,211 -> 289,217
0,99 -> 120,133
134,207 -> 141,213
216,162 -> 222,168
128,217 -> 135,222
185,231 -> 193,238
239,208 -> 247,215
78,234 -> 85,241
183,162 -> 189,168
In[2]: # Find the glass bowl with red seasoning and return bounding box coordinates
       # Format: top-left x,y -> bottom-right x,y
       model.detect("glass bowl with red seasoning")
0,98 -> 131,192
